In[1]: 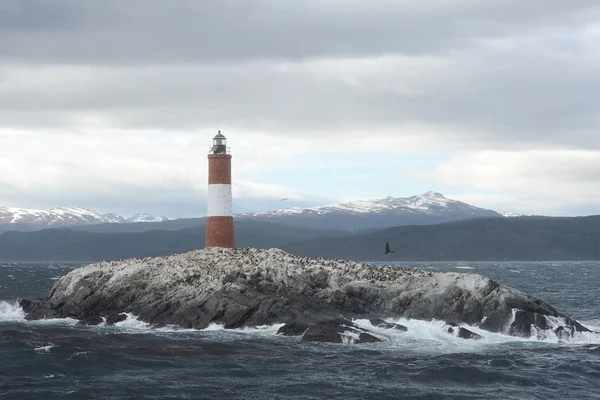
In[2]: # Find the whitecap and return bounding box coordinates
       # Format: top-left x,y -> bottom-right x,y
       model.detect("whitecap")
29,317 -> 79,326
0,300 -> 26,322
67,351 -> 90,361
351,315 -> 600,352
34,344 -> 56,353
112,313 -> 152,330
106,315 -> 284,337
351,317 -> 527,353
105,314 -> 600,349
238,323 -> 285,336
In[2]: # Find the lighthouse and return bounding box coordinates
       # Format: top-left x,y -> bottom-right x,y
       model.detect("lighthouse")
205,131 -> 235,248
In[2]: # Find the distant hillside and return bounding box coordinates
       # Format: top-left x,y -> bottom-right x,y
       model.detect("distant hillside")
68,218 -> 207,233
0,220 -> 348,262
0,215 -> 599,262
281,216 -> 600,261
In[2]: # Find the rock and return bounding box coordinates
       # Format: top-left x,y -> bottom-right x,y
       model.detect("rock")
462,298 -> 484,324
444,323 -> 481,339
20,247 -> 590,342
302,324 -> 343,343
19,298 -> 35,313
358,332 -> 381,343
75,315 -> 104,326
369,318 -> 408,331
106,313 -> 128,325
277,321 -> 310,336
458,327 -> 482,340
301,318 -> 382,344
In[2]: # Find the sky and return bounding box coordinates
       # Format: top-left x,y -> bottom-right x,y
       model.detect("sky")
1,0 -> 599,218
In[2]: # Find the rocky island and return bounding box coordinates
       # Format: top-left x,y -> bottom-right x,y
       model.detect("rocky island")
21,248 -> 591,343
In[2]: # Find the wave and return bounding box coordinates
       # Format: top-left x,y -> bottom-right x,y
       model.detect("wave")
103,313 -> 600,349
34,344 -> 56,353
111,314 -> 285,337
3,300 -> 599,349
0,300 -> 25,321
454,266 -> 475,270
0,300 -> 78,325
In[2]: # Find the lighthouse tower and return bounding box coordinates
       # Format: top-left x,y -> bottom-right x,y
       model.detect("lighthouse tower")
205,131 -> 234,248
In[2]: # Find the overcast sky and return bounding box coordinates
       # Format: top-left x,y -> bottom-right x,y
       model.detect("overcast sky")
1,0 -> 599,218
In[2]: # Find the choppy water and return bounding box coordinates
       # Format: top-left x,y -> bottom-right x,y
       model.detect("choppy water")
1,261 -> 600,399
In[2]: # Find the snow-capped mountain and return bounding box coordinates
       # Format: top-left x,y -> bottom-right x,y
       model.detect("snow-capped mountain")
0,206 -> 116,227
237,191 -> 510,231
242,191 -> 492,217
0,191 -> 518,233
126,213 -> 170,223
0,206 -> 169,231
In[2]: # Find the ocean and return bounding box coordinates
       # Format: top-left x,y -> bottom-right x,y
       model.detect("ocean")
1,260 -> 600,400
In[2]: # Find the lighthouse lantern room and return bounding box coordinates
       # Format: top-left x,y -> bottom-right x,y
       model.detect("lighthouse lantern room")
211,131 -> 228,154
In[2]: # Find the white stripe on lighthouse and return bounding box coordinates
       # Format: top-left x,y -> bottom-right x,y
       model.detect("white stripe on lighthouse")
207,184 -> 233,217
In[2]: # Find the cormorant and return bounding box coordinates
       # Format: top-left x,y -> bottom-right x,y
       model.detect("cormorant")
384,242 -> 395,255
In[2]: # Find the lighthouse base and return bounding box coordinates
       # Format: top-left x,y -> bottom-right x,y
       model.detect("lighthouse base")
205,216 -> 235,248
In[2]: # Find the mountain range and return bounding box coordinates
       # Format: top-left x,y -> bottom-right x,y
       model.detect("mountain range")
0,191 -> 520,233
0,206 -> 169,232
1,191 -> 598,262
238,191 -> 514,230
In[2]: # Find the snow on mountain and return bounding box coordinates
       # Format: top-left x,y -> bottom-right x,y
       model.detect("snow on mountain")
241,191 -> 503,218
236,191 -> 511,231
126,213 -> 170,223
0,206 -> 168,229
0,206 -> 116,226
0,191 -> 516,233
102,213 -> 127,223
498,211 -> 522,217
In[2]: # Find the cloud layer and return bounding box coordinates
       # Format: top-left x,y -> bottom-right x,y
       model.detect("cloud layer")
0,1 -> 599,216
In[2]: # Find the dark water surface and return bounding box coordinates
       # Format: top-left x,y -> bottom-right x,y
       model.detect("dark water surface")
1,261 -> 600,400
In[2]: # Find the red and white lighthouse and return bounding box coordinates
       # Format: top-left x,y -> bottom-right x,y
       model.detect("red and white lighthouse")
205,131 -> 234,248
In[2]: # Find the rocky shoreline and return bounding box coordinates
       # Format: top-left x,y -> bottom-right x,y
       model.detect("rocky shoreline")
21,248 -> 591,343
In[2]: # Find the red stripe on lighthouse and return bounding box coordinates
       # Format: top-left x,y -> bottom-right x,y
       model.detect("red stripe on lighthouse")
208,155 -> 231,184
205,216 -> 235,248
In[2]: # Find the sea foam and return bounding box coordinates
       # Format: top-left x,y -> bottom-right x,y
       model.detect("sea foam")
4,301 -> 598,350
0,300 -> 26,322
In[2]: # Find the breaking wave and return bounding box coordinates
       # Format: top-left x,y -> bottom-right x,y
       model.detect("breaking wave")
0,300 -> 25,322
3,300 -> 598,350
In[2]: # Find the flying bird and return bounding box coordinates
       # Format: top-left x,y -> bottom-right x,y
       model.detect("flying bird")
281,198 -> 288,201
384,242 -> 395,255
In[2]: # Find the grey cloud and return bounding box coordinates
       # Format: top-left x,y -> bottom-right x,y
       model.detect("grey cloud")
3,0 -> 599,216
1,0 -> 599,64
1,47 -> 599,151
0,0 -> 599,151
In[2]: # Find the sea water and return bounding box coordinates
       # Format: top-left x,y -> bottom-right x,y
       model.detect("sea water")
1,261 -> 600,399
